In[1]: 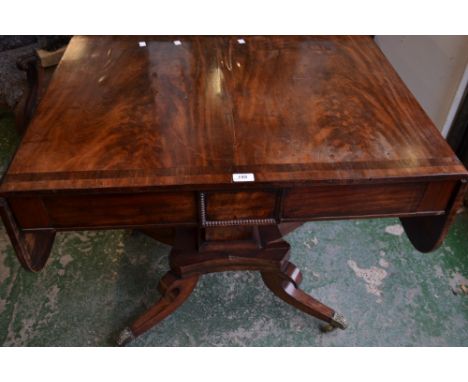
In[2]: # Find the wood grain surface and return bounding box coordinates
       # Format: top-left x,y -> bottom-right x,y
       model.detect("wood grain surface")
1,35 -> 466,194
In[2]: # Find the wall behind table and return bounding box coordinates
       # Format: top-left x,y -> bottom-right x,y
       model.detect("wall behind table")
375,36 -> 468,136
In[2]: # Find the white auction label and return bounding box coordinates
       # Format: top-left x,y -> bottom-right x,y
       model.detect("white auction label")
232,173 -> 255,182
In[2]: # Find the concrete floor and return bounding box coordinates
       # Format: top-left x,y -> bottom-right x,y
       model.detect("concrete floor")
0,111 -> 467,346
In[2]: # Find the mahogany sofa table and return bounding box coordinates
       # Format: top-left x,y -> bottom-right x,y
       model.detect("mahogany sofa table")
1,36 -> 467,346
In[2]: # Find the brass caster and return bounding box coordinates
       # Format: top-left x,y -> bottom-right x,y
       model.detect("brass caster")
320,323 -> 337,333
320,312 -> 348,333
116,327 -> 136,346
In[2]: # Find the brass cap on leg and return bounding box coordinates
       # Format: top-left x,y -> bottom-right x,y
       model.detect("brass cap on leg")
330,312 -> 348,330
116,327 -> 136,346
320,312 -> 348,333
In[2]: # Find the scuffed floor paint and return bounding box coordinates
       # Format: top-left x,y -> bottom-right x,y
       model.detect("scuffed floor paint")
347,259 -> 388,302
448,272 -> 468,295
384,224 -> 404,236
304,236 -> 319,249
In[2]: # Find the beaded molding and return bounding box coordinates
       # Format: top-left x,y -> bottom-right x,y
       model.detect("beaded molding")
199,192 -> 276,227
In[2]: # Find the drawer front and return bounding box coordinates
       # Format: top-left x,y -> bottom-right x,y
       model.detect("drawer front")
8,181 -> 456,229
282,181 -> 455,220
204,191 -> 277,222
9,192 -> 198,229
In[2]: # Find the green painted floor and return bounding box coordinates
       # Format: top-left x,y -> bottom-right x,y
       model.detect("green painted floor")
0,111 -> 467,346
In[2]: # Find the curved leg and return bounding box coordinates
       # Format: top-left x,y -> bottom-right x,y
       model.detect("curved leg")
117,271 -> 199,346
261,261 -> 347,330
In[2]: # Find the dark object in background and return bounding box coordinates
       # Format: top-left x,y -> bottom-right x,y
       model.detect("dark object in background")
39,36 -> 71,52
0,36 -> 72,134
0,36 -> 37,52
0,35 -> 71,121
0,36 -> 71,53
447,88 -> 468,166
447,87 -> 468,205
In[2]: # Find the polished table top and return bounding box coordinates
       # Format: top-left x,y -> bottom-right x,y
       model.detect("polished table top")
1,35 -> 466,194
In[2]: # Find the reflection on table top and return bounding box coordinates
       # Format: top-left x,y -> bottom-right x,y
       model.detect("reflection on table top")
1,36 -> 466,193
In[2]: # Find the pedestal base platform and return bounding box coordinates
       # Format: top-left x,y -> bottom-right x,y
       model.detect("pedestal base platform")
117,225 -> 347,345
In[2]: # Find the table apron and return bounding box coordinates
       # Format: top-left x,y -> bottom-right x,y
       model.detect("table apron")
5,179 -> 457,231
